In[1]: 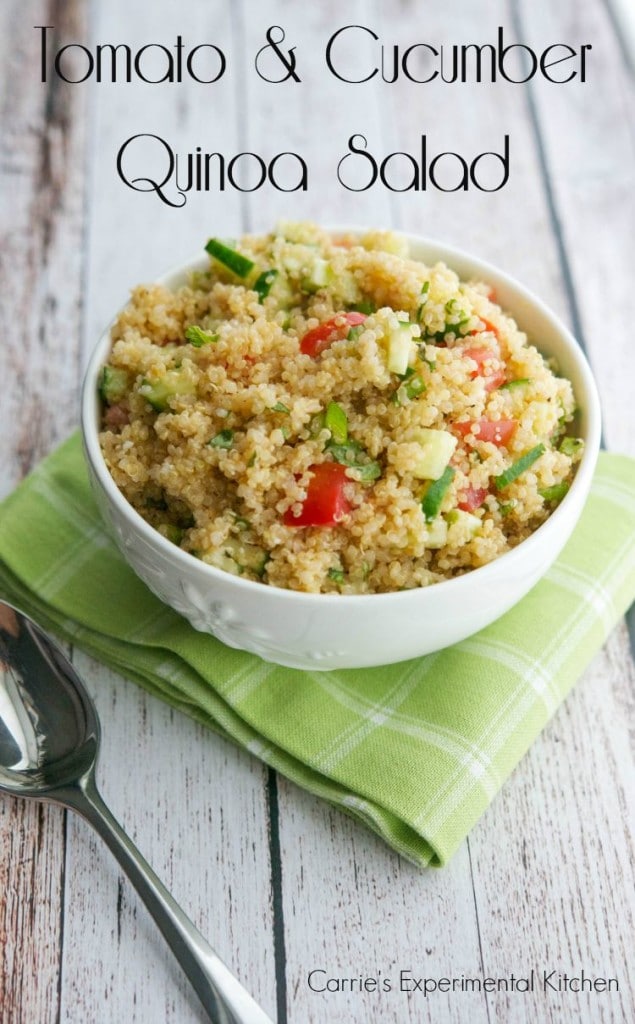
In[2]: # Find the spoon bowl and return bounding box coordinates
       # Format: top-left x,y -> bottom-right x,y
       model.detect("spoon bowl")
0,600 -> 273,1024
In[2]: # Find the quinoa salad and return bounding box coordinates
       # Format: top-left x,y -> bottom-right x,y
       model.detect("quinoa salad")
99,222 -> 584,594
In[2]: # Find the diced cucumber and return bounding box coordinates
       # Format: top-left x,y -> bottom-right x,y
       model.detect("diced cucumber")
386,323 -> 416,375
422,517 -> 448,549
99,366 -> 129,404
138,370 -> 196,412
301,257 -> 334,293
209,536 -> 268,577
157,523 -> 184,545
205,238 -> 254,278
410,429 -> 458,480
559,437 -> 584,457
445,508 -> 481,544
539,482 -> 570,503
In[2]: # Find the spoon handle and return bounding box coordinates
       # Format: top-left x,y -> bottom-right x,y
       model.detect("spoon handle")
62,774 -> 275,1024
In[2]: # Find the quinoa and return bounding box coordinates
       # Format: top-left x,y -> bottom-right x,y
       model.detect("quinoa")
98,222 -> 583,594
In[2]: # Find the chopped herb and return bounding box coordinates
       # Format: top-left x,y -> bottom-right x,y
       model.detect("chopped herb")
185,325 -> 219,347
280,425 -> 291,440
539,482 -> 570,503
420,466 -> 456,521
271,401 -> 290,413
327,566 -> 345,583
499,378 -> 531,390
247,451 -> 257,467
205,238 -> 254,278
353,461 -> 382,481
326,439 -> 381,480
494,444 -> 545,490
559,436 -> 584,457
209,429 -> 234,449
253,268 -> 278,302
325,401 -> 348,444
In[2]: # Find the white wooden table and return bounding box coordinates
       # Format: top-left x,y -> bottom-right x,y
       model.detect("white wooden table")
1,2 -> 634,1022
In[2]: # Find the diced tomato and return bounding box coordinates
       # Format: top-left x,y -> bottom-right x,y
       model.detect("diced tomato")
485,287 -> 497,303
457,486 -> 489,512
463,346 -> 507,391
470,317 -> 500,339
454,418 -> 517,447
283,463 -> 351,527
300,312 -> 367,358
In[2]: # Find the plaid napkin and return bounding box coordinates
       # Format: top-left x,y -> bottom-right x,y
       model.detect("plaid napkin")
1,434 -> 634,867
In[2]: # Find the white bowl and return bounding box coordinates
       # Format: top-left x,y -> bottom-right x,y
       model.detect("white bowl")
81,233 -> 601,670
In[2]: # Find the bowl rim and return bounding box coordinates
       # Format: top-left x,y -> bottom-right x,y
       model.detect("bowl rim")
81,228 -> 602,607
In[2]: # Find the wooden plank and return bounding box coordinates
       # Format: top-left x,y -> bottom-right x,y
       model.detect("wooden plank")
518,0 -> 635,456
60,653 -> 277,1023
466,4 -> 635,1021
56,1 -> 277,1021
0,0 -> 88,493
0,2 -> 89,1021
469,624 -> 635,1024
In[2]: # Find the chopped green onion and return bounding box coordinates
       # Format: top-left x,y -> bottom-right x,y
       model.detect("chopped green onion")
254,268 -> 278,302
420,466 -> 456,521
325,401 -> 348,444
499,378 -> 531,390
185,325 -> 219,347
559,437 -> 584,457
416,281 -> 430,322
309,411 -> 326,437
349,300 -> 375,315
205,238 -> 254,278
208,429 -> 234,449
347,324 -> 365,341
327,566 -> 345,583
498,500 -> 517,518
539,482 -> 570,503
494,444 -> 545,490
404,373 -> 426,399
271,401 -> 290,414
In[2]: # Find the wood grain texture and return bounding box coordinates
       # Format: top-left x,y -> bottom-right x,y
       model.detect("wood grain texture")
0,2 -> 89,1022
0,0 -> 633,1022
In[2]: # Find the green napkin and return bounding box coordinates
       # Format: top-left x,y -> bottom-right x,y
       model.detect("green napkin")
1,434 -> 634,867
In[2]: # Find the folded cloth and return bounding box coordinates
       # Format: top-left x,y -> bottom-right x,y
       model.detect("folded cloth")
0,434 -> 634,867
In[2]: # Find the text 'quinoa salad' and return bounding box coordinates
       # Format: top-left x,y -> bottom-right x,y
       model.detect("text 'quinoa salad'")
99,222 -> 584,594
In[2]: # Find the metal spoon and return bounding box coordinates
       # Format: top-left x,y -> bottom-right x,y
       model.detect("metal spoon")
0,600 -> 274,1024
